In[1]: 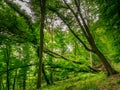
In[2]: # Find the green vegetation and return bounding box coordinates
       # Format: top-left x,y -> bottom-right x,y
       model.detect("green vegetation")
43,63 -> 120,90
0,0 -> 120,90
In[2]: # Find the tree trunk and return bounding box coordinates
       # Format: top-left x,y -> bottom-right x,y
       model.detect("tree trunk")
5,45 -> 10,90
49,57 -> 54,84
13,69 -> 17,90
42,64 -> 50,85
50,68 -> 53,84
23,69 -> 27,90
1,78 -> 5,90
0,75 -> 2,90
37,0 -> 46,89
90,51 -> 93,67
94,48 -> 117,76
50,26 -> 54,85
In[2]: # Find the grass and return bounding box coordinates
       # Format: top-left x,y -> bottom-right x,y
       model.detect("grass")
42,72 -> 105,90
25,63 -> 120,90
42,69 -> 120,90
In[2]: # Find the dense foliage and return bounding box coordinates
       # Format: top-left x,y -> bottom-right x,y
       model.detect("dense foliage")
0,0 -> 120,90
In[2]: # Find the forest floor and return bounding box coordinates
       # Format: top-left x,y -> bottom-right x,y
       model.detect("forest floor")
42,63 -> 120,90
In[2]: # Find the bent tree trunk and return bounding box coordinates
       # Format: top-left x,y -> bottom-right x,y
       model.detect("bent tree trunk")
94,47 -> 117,76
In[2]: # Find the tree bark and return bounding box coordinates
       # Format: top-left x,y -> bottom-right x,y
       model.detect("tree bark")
42,64 -> 50,85
94,48 -> 117,76
37,0 -> 46,89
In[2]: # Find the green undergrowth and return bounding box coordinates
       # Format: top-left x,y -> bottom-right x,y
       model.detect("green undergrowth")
42,71 -> 120,90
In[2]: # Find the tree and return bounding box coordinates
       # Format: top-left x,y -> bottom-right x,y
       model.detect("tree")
37,0 -> 46,90
48,0 -> 117,76
4,44 -> 11,90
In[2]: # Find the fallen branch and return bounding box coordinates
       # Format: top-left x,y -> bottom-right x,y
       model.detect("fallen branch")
44,48 -> 82,64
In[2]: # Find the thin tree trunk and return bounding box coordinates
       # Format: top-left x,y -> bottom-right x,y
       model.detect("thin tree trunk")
6,56 -> 9,90
49,55 -> 54,84
1,78 -> 5,90
50,28 -> 54,84
42,64 -> 50,85
50,62 -> 53,84
90,51 -> 93,67
13,69 -> 17,90
74,41 -> 77,59
0,75 -> 2,90
23,69 -> 27,90
5,45 -> 10,90
37,0 -> 46,89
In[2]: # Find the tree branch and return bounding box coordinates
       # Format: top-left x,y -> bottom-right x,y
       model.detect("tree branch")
74,0 -> 96,48
4,0 -> 33,31
63,0 -> 89,38
49,8 -> 91,51
0,63 -> 37,76
44,48 -> 82,65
